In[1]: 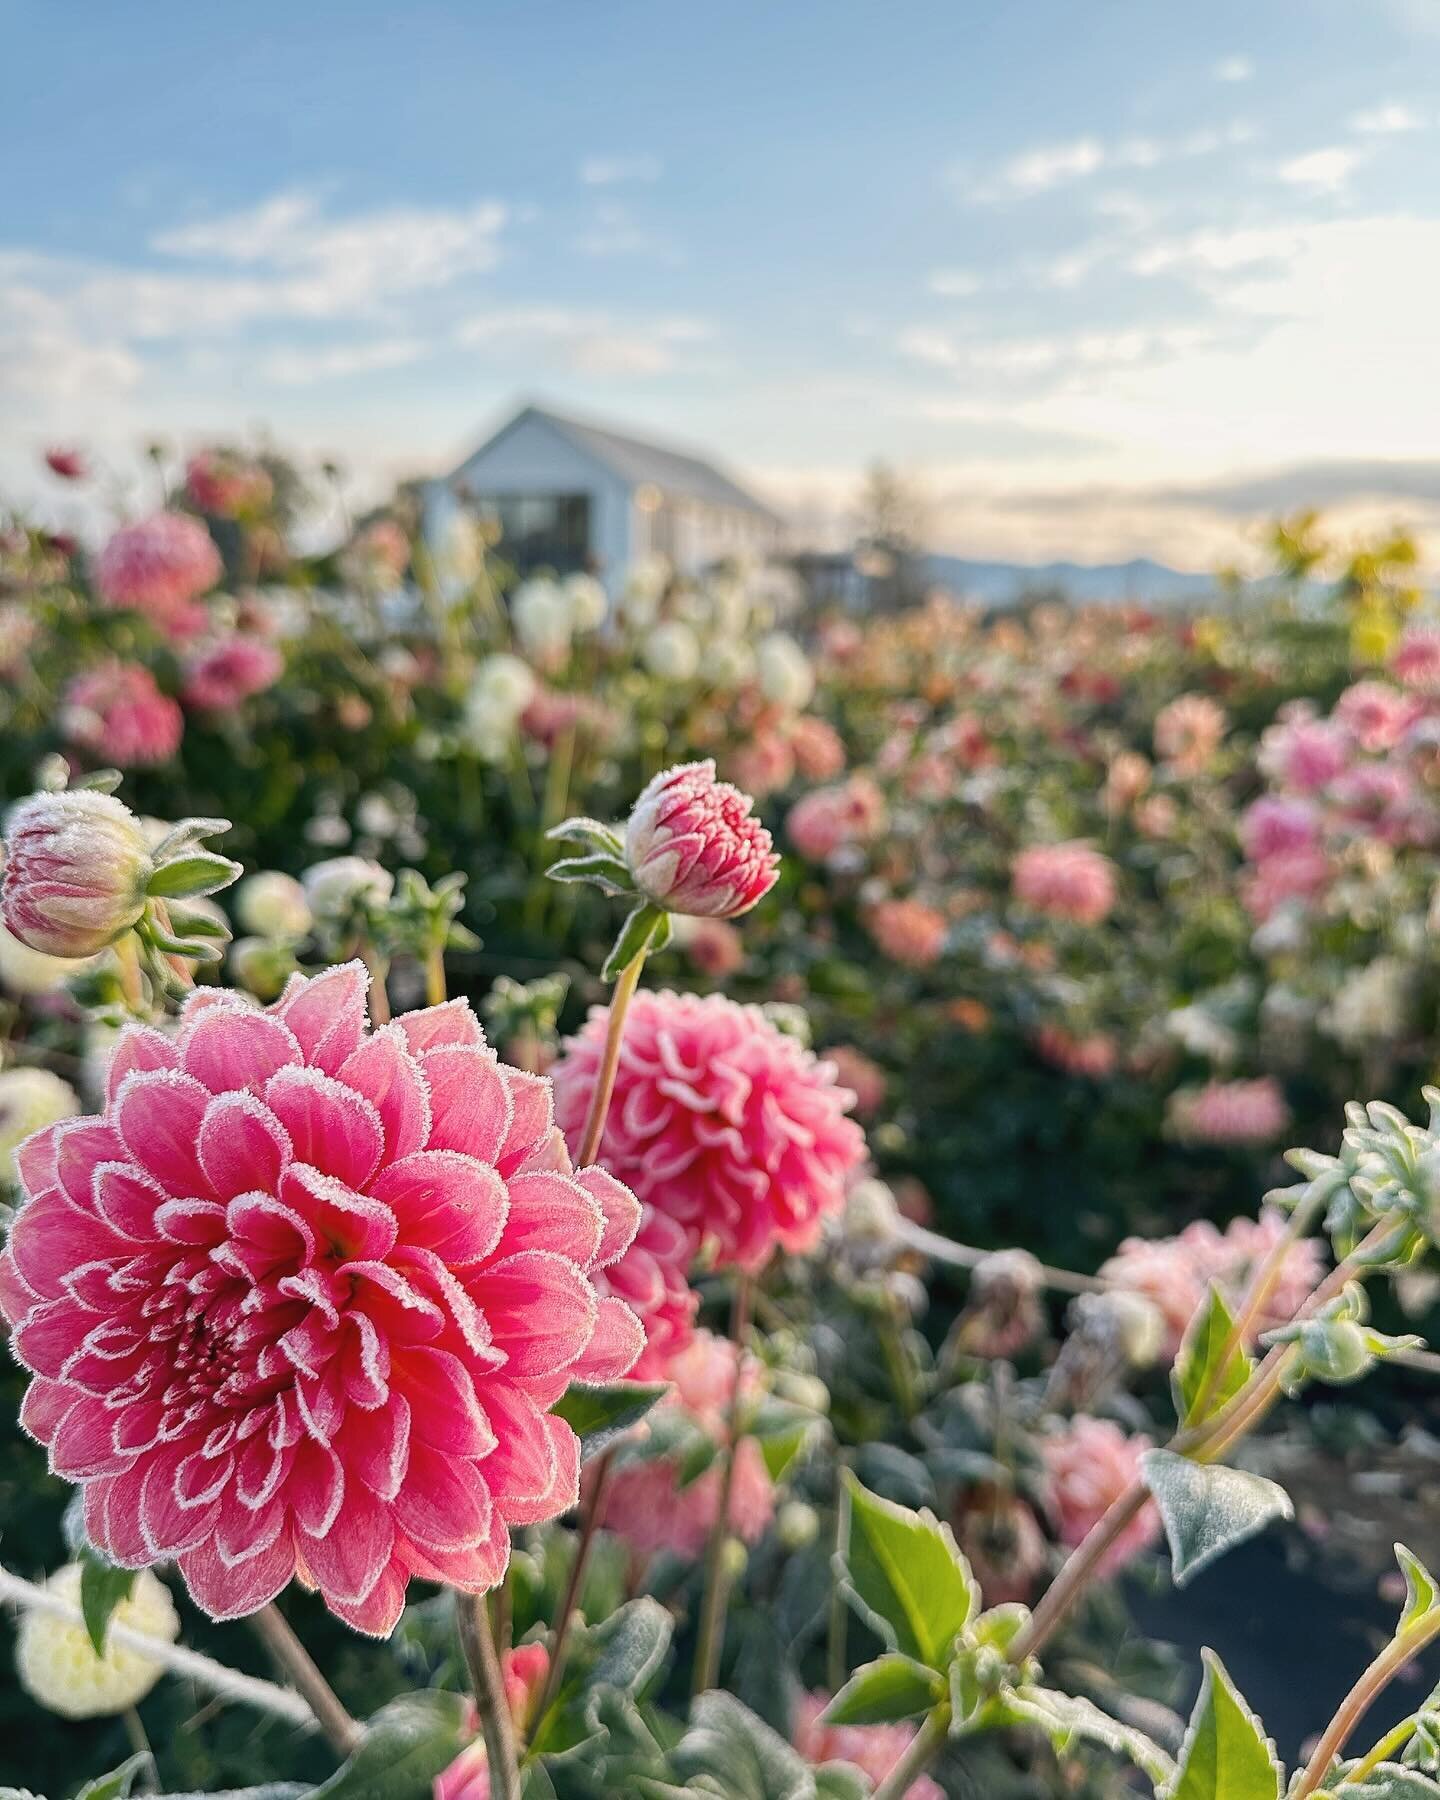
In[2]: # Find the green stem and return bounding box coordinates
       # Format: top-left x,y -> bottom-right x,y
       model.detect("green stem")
250,1603 -> 362,1757
577,950 -> 647,1167
692,1269 -> 755,1695
1344,1714 -> 1420,1785
425,940 -> 448,1007
530,1447 -> 619,1737
1294,1611 -> 1440,1798
872,1705 -> 950,1800
456,1590 -> 521,1800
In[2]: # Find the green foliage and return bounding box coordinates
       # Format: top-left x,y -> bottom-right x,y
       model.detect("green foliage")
837,1470 -> 977,1671
1172,1286 -> 1252,1430
1161,1652 -> 1282,1800
529,1599 -> 672,1762
822,1653 -> 943,1726
550,1382 -> 670,1460
1140,1450 -> 1294,1587
308,1693 -> 469,1800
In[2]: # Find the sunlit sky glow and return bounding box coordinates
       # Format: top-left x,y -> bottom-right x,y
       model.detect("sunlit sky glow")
6,0 -> 1440,567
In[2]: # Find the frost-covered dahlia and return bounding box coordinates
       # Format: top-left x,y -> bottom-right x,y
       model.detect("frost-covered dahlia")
590,1203 -> 697,1381
1,966 -> 644,1634
1042,1418 -> 1159,1576
62,663 -> 184,768
1,790 -> 155,959
0,1068 -> 79,1186
865,897 -> 947,968
1166,1075 -> 1290,1147
1012,841 -> 1117,926
182,636 -> 284,711
553,989 -> 865,1272
793,1693 -> 943,1798
95,514 -> 222,634
625,761 -> 780,919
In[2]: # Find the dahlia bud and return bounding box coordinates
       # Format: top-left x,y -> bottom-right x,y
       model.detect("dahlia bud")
1,791 -> 155,958
235,869 -> 312,939
16,1564 -> 179,1718
625,760 -> 780,919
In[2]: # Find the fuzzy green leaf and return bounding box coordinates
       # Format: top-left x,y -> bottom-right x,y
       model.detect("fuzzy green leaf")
1339,1768 -> 1440,1797
1173,1285 -> 1253,1429
78,1547 -> 137,1657
839,1470 -> 978,1672
551,1381 -> 669,1460
602,904 -> 666,982
1398,1544 -> 1440,1635
1141,1450 -> 1293,1587
545,853 -> 635,895
823,1654 -> 944,1726
1162,1651 -> 1282,1800
546,816 -> 625,856
308,1691 -> 469,1800
74,1754 -> 152,1800
147,850 -> 243,899
1006,1686 -> 1176,1786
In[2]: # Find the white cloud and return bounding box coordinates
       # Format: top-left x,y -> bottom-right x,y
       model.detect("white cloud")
572,201 -> 674,260
927,268 -> 983,297
1350,101 -> 1426,134
578,155 -> 663,186
1213,55 -> 1255,82
963,120 -> 1255,201
455,306 -> 710,376
1277,146 -> 1363,191
256,338 -> 429,386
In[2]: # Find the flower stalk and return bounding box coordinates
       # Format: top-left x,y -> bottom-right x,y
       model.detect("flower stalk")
692,1268 -> 755,1695
456,1591 -> 521,1800
249,1603 -> 363,1756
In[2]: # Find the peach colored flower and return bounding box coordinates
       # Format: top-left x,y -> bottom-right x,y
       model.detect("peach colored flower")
788,715 -> 846,781
626,761 -> 780,919
793,1693 -> 943,1799
1,967 -> 644,1635
1153,693 -> 1227,771
1042,1418 -> 1159,1576
62,663 -> 184,767
866,897 -> 947,968
95,515 -> 221,636
553,989 -> 864,1272
1167,1076 -> 1290,1147
1012,842 -> 1117,926
787,777 -> 886,864
822,1046 -> 886,1118
680,917 -> 746,979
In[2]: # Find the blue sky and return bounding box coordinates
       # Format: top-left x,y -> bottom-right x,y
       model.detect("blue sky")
6,0 -> 1440,564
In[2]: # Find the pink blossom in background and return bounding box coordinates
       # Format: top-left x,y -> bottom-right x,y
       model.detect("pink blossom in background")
1012,841 -> 1117,926
866,897 -> 947,968
788,714 -> 847,780
519,686 -> 613,750
1042,1418 -> 1159,1576
350,518 -> 411,584
681,917 -> 746,979
182,637 -> 285,711
1032,1022 -> 1118,1079
1098,1236 -> 1207,1356
1393,627 -> 1440,693
0,966 -> 645,1635
1331,762 -> 1431,845
1259,705 -> 1352,793
553,989 -> 865,1272
1239,795 -> 1322,863
592,1203 -> 698,1380
823,1045 -> 887,1117
62,662 -> 184,767
787,777 -> 886,863
1168,1076 -> 1290,1147
793,1692 -> 944,1799
1153,692 -> 1227,772
433,1644 -> 551,1800
185,451 -> 274,519
1241,846 -> 1332,920
1333,679 -> 1421,753
625,760 -> 780,919
95,514 -> 222,636
727,730 -> 796,800
1206,1208 -> 1326,1334
44,447 -> 87,481
598,1433 -> 775,1563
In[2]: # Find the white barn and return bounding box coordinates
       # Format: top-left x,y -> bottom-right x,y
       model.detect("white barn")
424,403 -> 783,587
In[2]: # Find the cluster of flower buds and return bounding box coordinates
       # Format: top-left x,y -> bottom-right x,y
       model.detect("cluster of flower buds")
0,772 -> 239,997
548,759 -> 780,978
1263,1279 -> 1421,1393
1284,1091 -> 1440,1265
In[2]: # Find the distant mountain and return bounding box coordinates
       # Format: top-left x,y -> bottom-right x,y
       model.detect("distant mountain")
927,552 -> 1220,606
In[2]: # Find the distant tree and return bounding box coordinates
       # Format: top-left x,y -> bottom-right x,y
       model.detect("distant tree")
854,462 -> 931,612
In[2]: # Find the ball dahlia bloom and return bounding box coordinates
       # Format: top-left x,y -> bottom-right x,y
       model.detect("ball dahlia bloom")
1167,1075 -> 1290,1147
16,1563 -> 179,1719
1042,1418 -> 1159,1576
553,989 -> 865,1272
62,662 -> 184,768
1011,841 -> 1117,926
1,790 -> 155,959
625,761 -> 780,919
866,897 -> 947,969
792,1693 -> 943,1799
95,514 -> 222,635
182,636 -> 285,711
1,965 -> 644,1635
786,777 -> 886,864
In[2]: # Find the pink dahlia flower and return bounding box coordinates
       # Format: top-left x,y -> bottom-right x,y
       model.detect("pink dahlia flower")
866,898 -> 947,969
1153,693 -> 1227,772
678,916 -> 746,980
793,1693 -> 943,1799
1012,841 -> 1117,926
185,451 -> 274,520
726,732 -> 796,800
1259,706 -> 1351,794
62,663 -> 184,768
45,447 -> 88,481
625,760 -> 780,919
1241,846 -> 1331,920
1240,795 -> 1322,863
95,515 -> 222,636
1333,679 -> 1419,754
1167,1076 -> 1290,1147
1393,627 -> 1440,693
591,1203 -> 698,1381
786,777 -> 886,864
1,967 -> 644,1635
1,790 -> 154,959
788,715 -> 846,782
553,989 -> 865,1272
182,637 -> 285,711
1042,1418 -> 1159,1576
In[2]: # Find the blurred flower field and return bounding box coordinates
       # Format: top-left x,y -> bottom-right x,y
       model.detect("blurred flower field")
5,449 -> 1440,1798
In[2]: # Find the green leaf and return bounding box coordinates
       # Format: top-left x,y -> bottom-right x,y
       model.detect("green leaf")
147,850 -> 243,899
148,817 -> 232,862
823,1653 -> 944,1726
1005,1687 -> 1176,1786
79,1547 -> 137,1656
1141,1450 -> 1293,1587
1161,1651 -> 1282,1800
812,1768 -> 871,1800
546,816 -> 625,857
545,853 -> 635,895
839,1470 -> 978,1672
74,1754 -> 152,1800
520,1768 -> 560,1800
1340,1768 -> 1440,1797
663,1692 -> 813,1800
1172,1285 -> 1253,1429
1398,1545 -> 1440,1635
750,1399 -> 824,1484
529,1598 -> 673,1760
308,1691 -> 469,1800
603,904 -> 666,982
551,1381 -> 670,1460
156,1789 -> 307,1799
